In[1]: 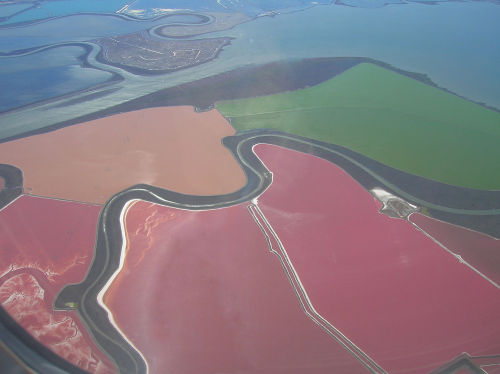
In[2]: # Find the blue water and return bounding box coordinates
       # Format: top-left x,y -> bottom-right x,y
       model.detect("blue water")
0,1 -> 499,115
0,0 -> 129,26
0,3 -> 33,19
0,46 -> 113,112
0,13 -> 204,52
0,45 -> 85,73
120,0 -> 332,17
212,1 -> 500,109
0,0 -> 332,26
336,0 -> 450,7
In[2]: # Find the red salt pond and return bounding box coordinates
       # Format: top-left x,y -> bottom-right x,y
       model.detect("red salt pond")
0,195 -> 115,373
253,144 -> 500,374
410,213 -> 500,286
102,143 -> 500,373
103,200 -> 371,374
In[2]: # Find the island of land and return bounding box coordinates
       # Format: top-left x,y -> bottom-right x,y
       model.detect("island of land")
96,31 -> 232,75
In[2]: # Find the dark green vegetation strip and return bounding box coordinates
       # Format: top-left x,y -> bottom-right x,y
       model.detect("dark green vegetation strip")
217,63 -> 500,190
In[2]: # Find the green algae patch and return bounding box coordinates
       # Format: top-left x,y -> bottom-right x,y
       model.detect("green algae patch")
216,63 -> 500,190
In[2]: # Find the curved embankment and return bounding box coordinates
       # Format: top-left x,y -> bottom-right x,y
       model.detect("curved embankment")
102,199 -> 372,374
53,130 -> 500,374
252,144 -> 500,374
217,62 -> 500,191
0,106 -> 246,204
153,12 -> 252,38
226,131 -> 500,238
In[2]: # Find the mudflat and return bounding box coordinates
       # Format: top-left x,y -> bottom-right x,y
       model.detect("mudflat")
0,106 -> 246,204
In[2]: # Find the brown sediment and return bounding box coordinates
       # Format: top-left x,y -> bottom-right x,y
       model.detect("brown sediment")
0,106 -> 246,204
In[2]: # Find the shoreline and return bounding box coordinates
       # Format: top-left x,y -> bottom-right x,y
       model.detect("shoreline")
2,54 -> 495,144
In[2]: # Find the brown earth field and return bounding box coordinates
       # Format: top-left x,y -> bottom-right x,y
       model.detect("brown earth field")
0,106 -> 246,204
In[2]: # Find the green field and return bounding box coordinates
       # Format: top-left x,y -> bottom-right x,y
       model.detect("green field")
216,63 -> 500,190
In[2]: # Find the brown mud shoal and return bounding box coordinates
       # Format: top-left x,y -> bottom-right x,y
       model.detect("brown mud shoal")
0,106 -> 246,204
